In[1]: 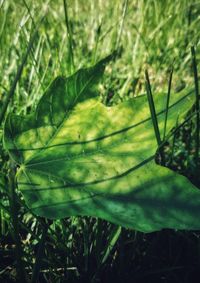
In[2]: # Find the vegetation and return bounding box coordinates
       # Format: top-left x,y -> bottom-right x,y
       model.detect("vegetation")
0,0 -> 200,282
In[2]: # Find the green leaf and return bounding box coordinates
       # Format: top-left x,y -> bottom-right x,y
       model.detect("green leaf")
3,57 -> 200,232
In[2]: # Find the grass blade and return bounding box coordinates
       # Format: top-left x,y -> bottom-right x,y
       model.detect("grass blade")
92,226 -> 121,282
63,0 -> 75,74
170,114 -> 179,164
145,70 -> 162,146
191,46 -> 199,166
115,0 -> 129,52
101,226 -> 121,265
22,0 -> 36,28
92,24 -> 102,64
163,65 -> 173,140
31,221 -> 48,283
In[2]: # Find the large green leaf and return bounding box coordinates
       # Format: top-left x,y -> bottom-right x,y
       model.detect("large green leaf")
3,58 -> 200,232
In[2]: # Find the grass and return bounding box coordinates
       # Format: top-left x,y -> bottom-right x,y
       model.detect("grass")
0,0 -> 200,282
191,46 -> 200,166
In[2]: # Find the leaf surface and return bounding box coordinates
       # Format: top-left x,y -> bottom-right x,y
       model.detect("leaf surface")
4,58 -> 200,232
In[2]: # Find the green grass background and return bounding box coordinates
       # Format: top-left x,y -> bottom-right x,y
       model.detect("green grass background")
0,0 -> 200,282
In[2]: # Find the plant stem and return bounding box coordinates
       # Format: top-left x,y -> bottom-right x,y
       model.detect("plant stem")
8,160 -> 26,283
63,0 -> 75,74
191,46 -> 199,166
